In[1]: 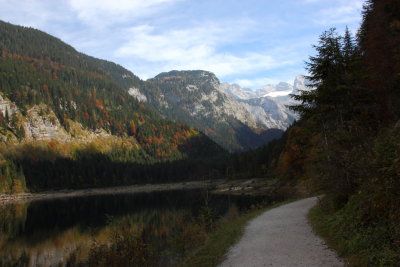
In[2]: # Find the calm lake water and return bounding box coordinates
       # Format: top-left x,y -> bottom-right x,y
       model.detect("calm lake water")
0,189 -> 280,266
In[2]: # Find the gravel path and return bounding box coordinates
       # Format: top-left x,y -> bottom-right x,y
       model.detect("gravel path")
219,197 -> 345,267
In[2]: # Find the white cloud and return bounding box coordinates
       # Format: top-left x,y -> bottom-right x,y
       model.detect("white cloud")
0,0 -> 71,29
313,0 -> 364,26
0,0 -> 362,90
114,22 -> 294,79
68,0 -> 180,27
115,24 -> 216,61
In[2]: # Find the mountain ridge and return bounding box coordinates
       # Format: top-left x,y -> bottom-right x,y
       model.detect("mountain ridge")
0,20 -> 292,152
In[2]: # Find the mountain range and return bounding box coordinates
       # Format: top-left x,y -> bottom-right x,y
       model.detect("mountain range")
128,72 -> 311,151
0,20 -> 309,153
0,20 -> 225,165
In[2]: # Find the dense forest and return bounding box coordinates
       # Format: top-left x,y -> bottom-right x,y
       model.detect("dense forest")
235,0 -> 400,265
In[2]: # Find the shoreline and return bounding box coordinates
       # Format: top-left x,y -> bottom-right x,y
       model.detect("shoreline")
0,179 -> 308,206
0,180 -> 223,206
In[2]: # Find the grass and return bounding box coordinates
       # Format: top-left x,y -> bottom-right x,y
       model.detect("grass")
307,203 -> 345,262
179,198 -> 299,267
308,196 -> 400,267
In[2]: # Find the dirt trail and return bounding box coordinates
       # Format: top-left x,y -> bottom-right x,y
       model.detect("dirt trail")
220,197 -> 345,267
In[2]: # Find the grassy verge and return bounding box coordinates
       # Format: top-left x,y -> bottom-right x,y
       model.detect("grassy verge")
179,198 -> 299,267
308,196 -> 400,267
307,203 -> 346,262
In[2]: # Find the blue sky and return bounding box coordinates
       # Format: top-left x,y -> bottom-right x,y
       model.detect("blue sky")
0,0 -> 364,89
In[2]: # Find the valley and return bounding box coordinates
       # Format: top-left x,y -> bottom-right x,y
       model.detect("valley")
1,0 -> 400,266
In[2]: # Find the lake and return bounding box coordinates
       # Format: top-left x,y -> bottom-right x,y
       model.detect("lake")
0,188 -> 280,266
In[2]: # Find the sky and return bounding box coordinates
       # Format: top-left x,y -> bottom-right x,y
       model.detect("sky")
0,0 -> 364,89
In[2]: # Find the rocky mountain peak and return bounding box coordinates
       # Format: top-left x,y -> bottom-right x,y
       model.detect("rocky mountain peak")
292,75 -> 312,95
219,82 -> 257,100
155,70 -> 219,82
215,75 -> 311,131
276,82 -> 293,92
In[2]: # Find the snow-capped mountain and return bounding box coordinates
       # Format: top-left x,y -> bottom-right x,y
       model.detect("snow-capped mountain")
220,75 -> 308,101
262,82 -> 293,97
218,75 -> 311,130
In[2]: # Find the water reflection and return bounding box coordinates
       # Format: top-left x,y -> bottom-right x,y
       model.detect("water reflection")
0,189 -> 278,266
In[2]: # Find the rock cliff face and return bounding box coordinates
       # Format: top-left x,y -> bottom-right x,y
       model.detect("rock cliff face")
0,94 -> 112,143
218,83 -> 259,100
240,97 -> 296,130
23,105 -> 70,141
128,87 -> 147,103
0,95 -> 18,118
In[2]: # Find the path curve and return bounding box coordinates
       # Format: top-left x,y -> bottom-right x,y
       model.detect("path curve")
219,197 -> 345,267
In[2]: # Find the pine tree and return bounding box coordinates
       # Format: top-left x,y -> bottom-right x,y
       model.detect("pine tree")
290,28 -> 344,125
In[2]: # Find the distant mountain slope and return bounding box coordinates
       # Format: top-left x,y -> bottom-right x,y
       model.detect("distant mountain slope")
240,97 -> 296,130
219,80 -> 294,100
141,70 -> 282,151
0,20 -> 223,162
0,20 -> 284,153
218,75 -> 311,130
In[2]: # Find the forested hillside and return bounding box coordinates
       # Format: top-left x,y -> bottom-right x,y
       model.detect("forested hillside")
0,20 -> 226,193
235,0 -> 400,265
